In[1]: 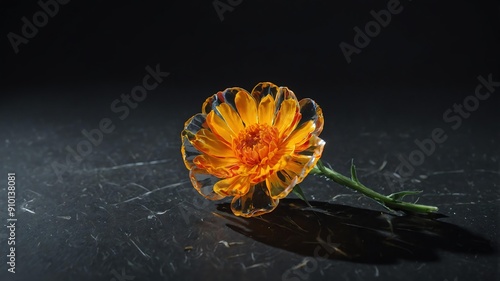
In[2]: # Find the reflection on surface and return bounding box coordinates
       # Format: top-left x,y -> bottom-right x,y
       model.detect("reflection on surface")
215,199 -> 496,264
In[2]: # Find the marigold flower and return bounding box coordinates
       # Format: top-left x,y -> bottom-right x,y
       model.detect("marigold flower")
181,82 -> 325,217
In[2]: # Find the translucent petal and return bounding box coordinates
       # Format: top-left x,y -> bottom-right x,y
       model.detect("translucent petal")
202,87 -> 247,115
273,99 -> 300,138
181,113 -> 206,169
230,182 -> 279,217
216,103 -> 244,135
251,83 -> 299,117
293,134 -> 325,158
189,167 -> 225,200
250,82 -> 279,105
267,136 -> 325,199
283,120 -> 315,151
202,95 -> 217,115
193,154 -> 240,178
258,94 -> 276,125
205,111 -> 233,145
274,86 -> 298,114
298,98 -> 324,136
218,88 -> 241,110
183,113 -> 207,135
181,134 -> 201,169
191,129 -> 234,158
235,91 -> 258,126
266,171 -> 299,199
214,175 -> 251,197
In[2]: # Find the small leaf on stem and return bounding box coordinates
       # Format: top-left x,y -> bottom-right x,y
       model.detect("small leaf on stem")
292,184 -> 312,207
350,159 -> 361,184
387,190 -> 423,201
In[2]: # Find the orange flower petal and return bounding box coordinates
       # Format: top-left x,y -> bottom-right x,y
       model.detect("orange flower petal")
202,95 -> 216,115
191,129 -> 234,158
181,134 -> 201,169
258,94 -> 275,125
251,82 -> 279,105
230,183 -> 278,217
205,111 -> 233,145
299,98 -> 324,136
202,87 -> 247,115
235,91 -> 258,126
266,142 -> 324,200
275,86 -> 297,108
217,103 -> 244,135
252,83 -> 299,119
283,120 -> 315,151
273,99 -> 300,138
214,175 -> 250,197
265,171 -> 298,199
193,154 -> 240,178
293,135 -> 325,159
189,167 -> 225,200
183,113 -> 207,134
285,154 -> 318,180
181,113 -> 206,169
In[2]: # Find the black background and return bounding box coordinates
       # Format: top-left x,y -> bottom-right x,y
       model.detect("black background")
1,1 -> 500,281
3,0 -> 499,95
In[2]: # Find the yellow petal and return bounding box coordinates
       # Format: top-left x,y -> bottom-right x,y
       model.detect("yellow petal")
235,91 -> 258,126
206,111 -> 233,145
273,99 -> 300,138
283,120 -> 315,150
217,103 -> 244,135
299,98 -> 324,136
193,154 -> 240,178
230,183 -> 278,217
202,95 -> 216,115
293,134 -> 325,158
191,129 -> 234,158
181,134 -> 201,169
251,82 -> 279,104
284,154 -> 315,179
189,167 -> 225,200
265,171 -> 298,199
214,175 -> 250,196
183,113 -> 207,135
258,94 -> 275,125
266,152 -> 321,199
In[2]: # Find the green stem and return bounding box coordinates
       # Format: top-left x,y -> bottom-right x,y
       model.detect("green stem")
312,160 -> 438,214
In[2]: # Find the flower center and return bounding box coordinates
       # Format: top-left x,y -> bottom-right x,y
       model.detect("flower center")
234,124 -> 280,167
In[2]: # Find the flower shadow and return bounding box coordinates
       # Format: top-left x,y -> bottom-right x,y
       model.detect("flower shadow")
215,199 -> 496,264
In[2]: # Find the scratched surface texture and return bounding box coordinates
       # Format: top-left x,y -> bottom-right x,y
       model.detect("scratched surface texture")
0,86 -> 499,281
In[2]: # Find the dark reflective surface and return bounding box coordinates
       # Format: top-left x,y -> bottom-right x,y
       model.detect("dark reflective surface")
3,0 -> 500,279
3,91 -> 499,281
216,199 -> 496,264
